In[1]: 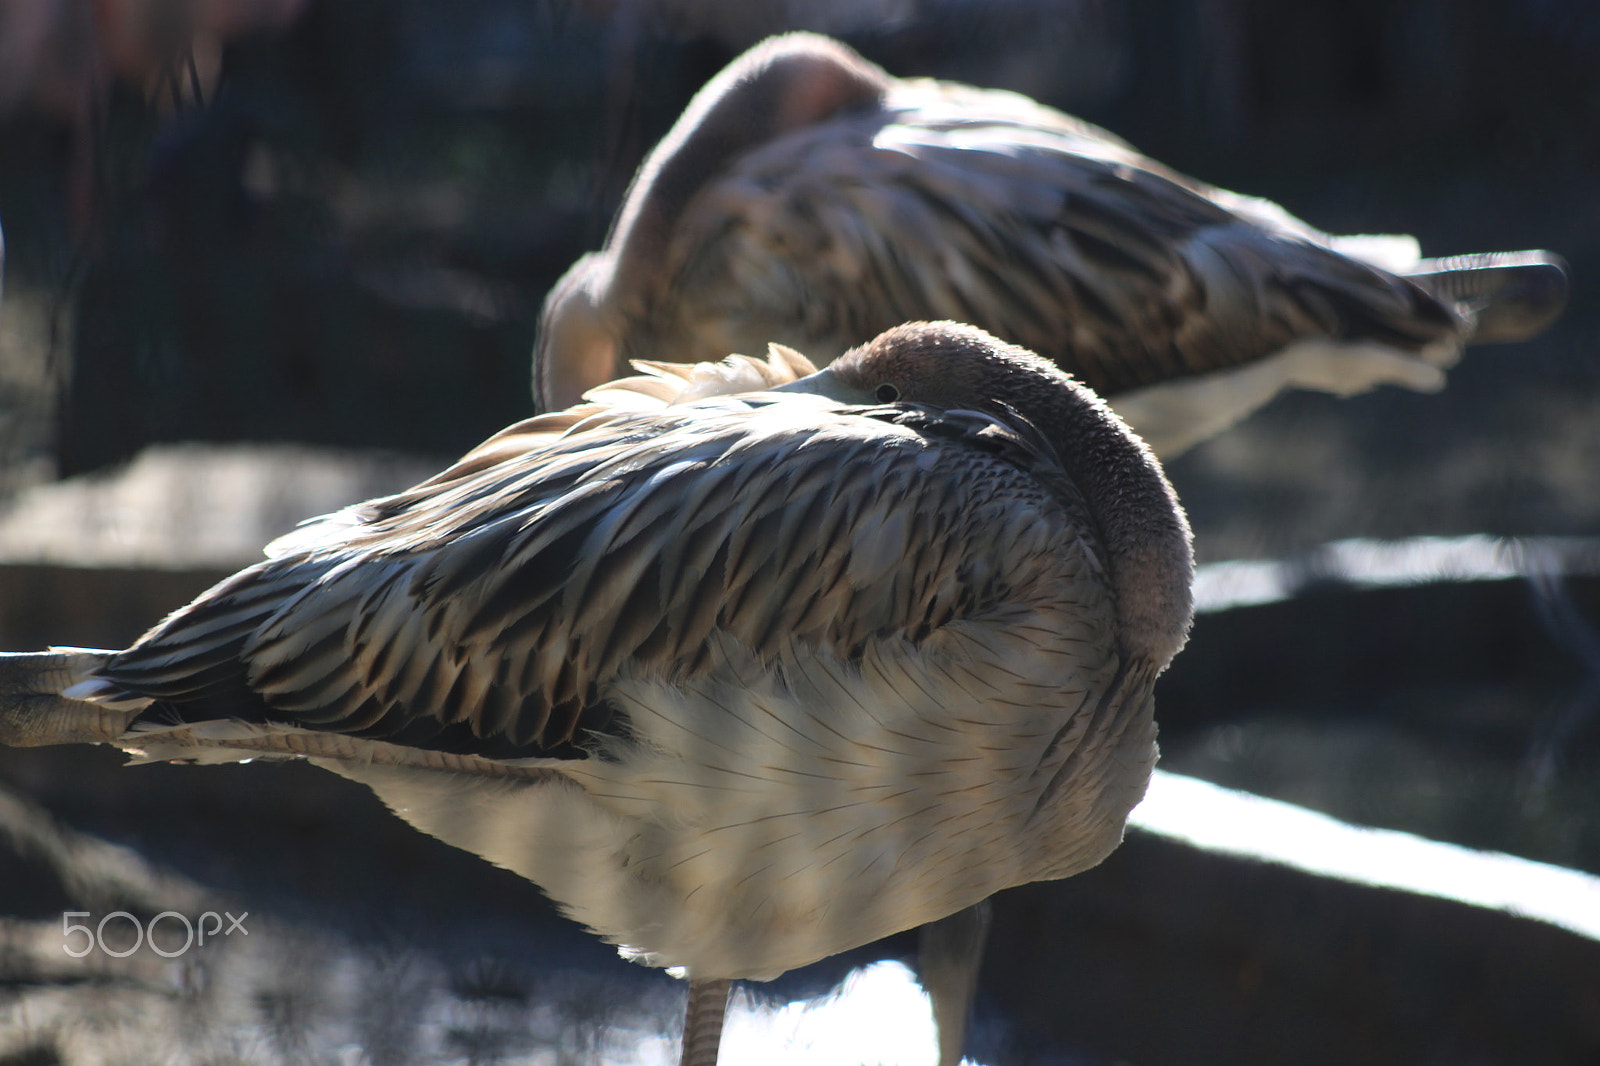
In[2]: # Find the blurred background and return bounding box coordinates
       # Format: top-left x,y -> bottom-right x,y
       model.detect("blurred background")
0,1 -> 1597,1063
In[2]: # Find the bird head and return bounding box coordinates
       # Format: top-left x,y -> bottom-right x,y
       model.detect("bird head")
778,320 -> 1193,664
774,320 -> 1092,426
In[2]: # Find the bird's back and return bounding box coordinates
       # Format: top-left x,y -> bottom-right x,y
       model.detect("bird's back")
606,60 -> 1464,397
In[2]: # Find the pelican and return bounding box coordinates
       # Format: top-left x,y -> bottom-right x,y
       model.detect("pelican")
535,32 -> 1568,457
0,322 -> 1193,1066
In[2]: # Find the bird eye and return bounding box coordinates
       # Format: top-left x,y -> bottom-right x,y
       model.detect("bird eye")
875,383 -> 901,403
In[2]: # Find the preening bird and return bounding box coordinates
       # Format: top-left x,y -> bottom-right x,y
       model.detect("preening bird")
1,322 -> 1193,1066
535,32 -> 1568,457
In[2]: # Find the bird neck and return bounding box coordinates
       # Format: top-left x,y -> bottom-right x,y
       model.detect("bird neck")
1033,386 -> 1194,666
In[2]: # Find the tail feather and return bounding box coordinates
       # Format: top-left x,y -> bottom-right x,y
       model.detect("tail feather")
1406,250 -> 1570,345
0,649 -> 146,747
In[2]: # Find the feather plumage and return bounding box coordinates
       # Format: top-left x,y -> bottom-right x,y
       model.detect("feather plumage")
1,323 -> 1190,1018
534,33 -> 1567,457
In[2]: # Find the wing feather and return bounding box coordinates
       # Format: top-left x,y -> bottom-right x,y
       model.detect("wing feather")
636,79 -> 1464,394
100,399 -> 1103,761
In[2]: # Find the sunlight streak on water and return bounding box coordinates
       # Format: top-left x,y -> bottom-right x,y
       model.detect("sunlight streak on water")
1192,534 -> 1600,612
722,960 -> 946,1066
1132,770 -> 1600,941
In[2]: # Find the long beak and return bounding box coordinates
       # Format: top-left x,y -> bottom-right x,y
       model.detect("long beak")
769,367 -> 869,404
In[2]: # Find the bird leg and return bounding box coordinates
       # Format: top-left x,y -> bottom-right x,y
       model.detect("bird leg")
679,977 -> 732,1066
919,900 -> 993,1066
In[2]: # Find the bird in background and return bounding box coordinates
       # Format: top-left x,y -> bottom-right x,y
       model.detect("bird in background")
534,32 -> 1568,458
0,322 -> 1194,1066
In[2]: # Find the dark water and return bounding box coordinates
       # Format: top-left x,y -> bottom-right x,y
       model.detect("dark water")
1,1 -> 1598,1063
